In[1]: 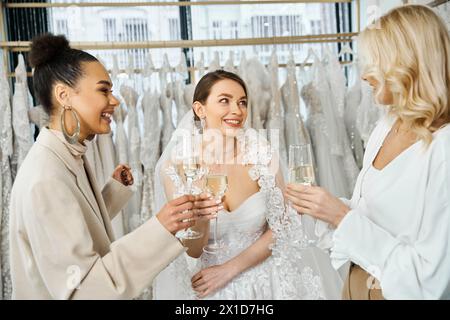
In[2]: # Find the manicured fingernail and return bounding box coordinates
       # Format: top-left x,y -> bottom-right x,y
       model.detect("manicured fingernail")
216,200 -> 222,204
218,205 -> 224,210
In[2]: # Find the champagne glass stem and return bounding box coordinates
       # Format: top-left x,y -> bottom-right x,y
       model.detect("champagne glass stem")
213,207 -> 219,247
186,176 -> 193,194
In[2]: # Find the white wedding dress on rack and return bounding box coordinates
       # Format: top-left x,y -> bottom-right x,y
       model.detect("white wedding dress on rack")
152,111 -> 342,300
325,48 -> 347,119
183,52 -> 201,108
0,62 -> 13,300
111,58 -> 129,168
301,57 -> 357,199
245,57 -> 271,130
196,52 -> 206,79
344,64 -> 365,169
237,52 -> 251,128
174,52 -> 190,125
160,54 -> 175,150
112,104 -> 129,165
208,51 -> 221,72
12,54 -> 34,170
120,84 -> 142,232
140,87 -> 161,225
224,51 -> 237,74
265,50 -> 287,166
282,53 -> 311,149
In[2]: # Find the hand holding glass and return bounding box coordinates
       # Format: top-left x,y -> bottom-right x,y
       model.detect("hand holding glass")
288,144 -> 317,247
176,133 -> 203,240
203,163 -> 228,254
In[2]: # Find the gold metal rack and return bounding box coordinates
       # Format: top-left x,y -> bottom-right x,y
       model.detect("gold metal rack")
1,0 -> 361,34
1,32 -> 357,79
0,32 -> 357,52
7,60 -> 355,79
4,0 -> 353,8
0,0 -> 360,79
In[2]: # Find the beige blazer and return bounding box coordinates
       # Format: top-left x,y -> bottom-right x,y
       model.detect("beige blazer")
9,128 -> 185,299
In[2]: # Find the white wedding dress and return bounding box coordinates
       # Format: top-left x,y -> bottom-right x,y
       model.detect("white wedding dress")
12,54 -> 34,170
152,111 -> 343,300
244,58 -> 271,130
266,50 -> 288,166
120,85 -> 143,232
281,53 -> 311,148
344,64 -> 365,169
301,58 -> 359,199
0,61 -> 13,300
160,54 -> 175,150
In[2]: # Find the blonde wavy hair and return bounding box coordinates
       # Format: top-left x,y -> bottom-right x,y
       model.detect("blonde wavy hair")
358,4 -> 450,145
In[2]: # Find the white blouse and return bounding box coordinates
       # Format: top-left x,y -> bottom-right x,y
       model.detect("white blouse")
327,114 -> 450,299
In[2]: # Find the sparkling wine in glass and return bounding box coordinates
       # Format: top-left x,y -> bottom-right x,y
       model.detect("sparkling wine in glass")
288,144 -> 317,247
206,174 -> 228,198
176,133 -> 204,240
289,164 -> 316,186
203,165 -> 228,254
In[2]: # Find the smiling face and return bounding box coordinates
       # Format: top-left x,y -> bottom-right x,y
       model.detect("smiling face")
53,61 -> 119,140
193,79 -> 248,137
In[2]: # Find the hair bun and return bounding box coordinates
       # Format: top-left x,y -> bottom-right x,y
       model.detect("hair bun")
29,33 -> 70,68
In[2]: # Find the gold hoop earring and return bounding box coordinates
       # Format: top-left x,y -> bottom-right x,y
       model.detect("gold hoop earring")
60,105 -> 80,144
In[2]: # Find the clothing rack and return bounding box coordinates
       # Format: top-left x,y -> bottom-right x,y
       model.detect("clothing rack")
1,34 -> 357,79
6,60 -> 355,79
0,0 -> 362,32
2,34 -> 357,79
4,0 -> 353,8
0,32 -> 357,52
0,0 -> 360,80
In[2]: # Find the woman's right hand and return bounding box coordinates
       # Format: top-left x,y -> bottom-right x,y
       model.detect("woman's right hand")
156,195 -> 197,235
284,184 -> 350,228
193,193 -> 223,221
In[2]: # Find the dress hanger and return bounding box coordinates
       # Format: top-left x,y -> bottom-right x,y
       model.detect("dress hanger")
338,43 -> 355,59
302,47 -> 319,67
141,52 -> 155,93
175,51 -> 188,76
143,52 -> 155,78
111,54 -> 120,82
196,52 -> 205,79
224,50 -> 235,72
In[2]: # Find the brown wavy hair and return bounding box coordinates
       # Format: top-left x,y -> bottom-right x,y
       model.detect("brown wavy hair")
192,70 -> 248,122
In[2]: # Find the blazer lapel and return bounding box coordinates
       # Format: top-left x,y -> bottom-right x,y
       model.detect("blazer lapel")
83,157 -> 115,241
36,128 -> 106,227
74,161 -> 105,227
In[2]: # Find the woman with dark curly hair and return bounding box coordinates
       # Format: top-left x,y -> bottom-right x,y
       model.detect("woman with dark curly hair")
9,34 -> 220,299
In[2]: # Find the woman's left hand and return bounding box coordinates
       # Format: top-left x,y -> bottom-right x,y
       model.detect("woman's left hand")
112,164 -> 134,186
191,263 -> 239,298
284,184 -> 350,228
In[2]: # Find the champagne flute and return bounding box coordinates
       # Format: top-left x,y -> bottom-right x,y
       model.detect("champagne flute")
176,132 -> 204,240
203,163 -> 228,254
288,144 -> 317,247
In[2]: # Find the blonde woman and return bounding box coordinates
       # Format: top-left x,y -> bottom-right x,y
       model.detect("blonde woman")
285,5 -> 450,299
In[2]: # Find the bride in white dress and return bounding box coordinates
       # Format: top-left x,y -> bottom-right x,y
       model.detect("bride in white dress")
152,70 -> 342,300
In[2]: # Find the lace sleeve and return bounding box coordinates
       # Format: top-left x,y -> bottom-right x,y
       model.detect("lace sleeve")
241,129 -> 325,299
